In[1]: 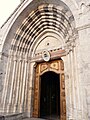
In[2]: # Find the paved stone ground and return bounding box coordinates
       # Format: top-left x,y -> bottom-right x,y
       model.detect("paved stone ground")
23,117 -> 59,120
23,118 -> 46,120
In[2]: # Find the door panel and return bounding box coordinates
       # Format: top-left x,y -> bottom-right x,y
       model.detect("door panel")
60,74 -> 66,120
33,65 -> 40,117
40,71 -> 60,119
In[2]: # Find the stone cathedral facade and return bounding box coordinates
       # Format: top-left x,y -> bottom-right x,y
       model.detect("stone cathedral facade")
0,0 -> 90,120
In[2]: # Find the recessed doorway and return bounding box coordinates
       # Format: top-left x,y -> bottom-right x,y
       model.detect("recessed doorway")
33,60 -> 66,120
40,71 -> 60,120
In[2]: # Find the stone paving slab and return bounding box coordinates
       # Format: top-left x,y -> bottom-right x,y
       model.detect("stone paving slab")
23,117 -> 59,120
23,118 -> 46,120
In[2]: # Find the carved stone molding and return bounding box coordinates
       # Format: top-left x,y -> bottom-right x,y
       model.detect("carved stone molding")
31,48 -> 67,63
65,33 -> 78,54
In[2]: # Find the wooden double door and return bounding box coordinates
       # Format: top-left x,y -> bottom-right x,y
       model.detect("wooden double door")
33,60 -> 66,120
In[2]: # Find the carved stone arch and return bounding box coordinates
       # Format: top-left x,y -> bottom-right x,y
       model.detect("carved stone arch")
30,31 -> 64,58
0,0 -> 80,119
0,0 -> 78,58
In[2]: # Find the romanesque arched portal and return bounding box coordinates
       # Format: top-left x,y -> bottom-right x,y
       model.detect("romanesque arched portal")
0,0 -> 79,119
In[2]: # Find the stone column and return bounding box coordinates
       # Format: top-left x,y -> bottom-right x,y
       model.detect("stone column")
6,54 -> 17,113
2,50 -> 13,113
73,47 -> 82,120
17,58 -> 24,112
67,52 -> 74,119
13,54 -> 22,112
19,58 -> 28,113
27,62 -> 35,117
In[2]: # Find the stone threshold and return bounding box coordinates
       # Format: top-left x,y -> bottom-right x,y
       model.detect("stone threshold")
0,113 -> 24,120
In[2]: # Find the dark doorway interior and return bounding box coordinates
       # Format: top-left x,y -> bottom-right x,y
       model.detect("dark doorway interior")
40,71 -> 60,120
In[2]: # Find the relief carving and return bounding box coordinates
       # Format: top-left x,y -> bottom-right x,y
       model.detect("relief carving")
40,63 -> 48,73
61,74 -> 65,89
60,60 -> 64,70
50,61 -> 59,70
61,92 -> 65,97
62,100 -> 66,114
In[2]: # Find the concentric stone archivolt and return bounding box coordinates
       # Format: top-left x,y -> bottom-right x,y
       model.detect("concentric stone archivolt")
11,4 -> 75,58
